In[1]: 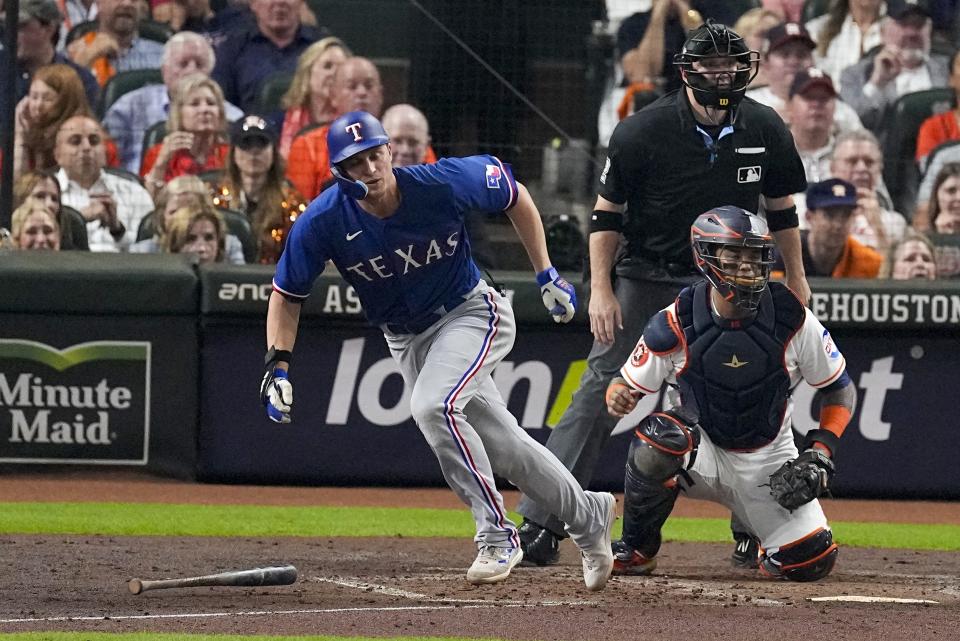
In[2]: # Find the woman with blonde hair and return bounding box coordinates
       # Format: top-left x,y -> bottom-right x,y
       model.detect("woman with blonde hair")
14,169 -> 88,250
132,175 -> 245,263
163,202 -> 228,264
141,74 -> 230,197
733,8 -> 784,87
13,64 -> 92,178
276,37 -> 350,158
883,230 -> 938,280
11,200 -> 61,251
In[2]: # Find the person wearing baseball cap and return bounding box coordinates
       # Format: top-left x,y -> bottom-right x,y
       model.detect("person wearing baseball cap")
839,1 -> 948,134
5,0 -> 100,107
787,68 -> 838,184
210,115 -> 308,263
773,178 -> 882,279
746,22 -> 863,134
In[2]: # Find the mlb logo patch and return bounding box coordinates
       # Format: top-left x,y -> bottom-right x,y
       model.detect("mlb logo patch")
738,166 -> 761,183
485,164 -> 502,189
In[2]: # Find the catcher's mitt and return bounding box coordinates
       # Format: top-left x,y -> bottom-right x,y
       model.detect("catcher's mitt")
767,449 -> 835,512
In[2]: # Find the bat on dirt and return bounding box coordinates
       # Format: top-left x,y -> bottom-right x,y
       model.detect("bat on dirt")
128,564 -> 298,595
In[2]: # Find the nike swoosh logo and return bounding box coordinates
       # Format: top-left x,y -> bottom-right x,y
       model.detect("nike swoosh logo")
346,230 -> 363,240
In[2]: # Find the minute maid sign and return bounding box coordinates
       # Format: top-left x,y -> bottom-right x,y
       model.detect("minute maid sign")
0,340 -> 150,464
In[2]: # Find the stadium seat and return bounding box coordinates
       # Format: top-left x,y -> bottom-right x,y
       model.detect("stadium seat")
60,206 -> 89,251
66,19 -> 172,46
99,68 -> 163,118
138,20 -> 174,44
881,88 -> 956,215
257,72 -> 294,113
140,121 -> 168,173
802,0 -> 830,23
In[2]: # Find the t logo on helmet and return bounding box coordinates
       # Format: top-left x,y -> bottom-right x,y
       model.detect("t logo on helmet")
345,122 -> 364,142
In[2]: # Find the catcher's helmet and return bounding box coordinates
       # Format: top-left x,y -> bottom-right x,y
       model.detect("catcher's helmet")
326,110 -> 391,199
673,20 -> 760,111
690,206 -> 774,312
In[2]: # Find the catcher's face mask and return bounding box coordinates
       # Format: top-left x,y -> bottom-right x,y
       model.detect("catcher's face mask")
691,207 -> 775,312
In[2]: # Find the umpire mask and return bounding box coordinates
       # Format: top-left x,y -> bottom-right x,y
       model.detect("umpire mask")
674,20 -> 760,111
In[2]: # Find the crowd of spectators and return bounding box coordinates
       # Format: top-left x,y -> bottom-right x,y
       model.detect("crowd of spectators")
1,0 -> 959,282
599,0 -> 960,282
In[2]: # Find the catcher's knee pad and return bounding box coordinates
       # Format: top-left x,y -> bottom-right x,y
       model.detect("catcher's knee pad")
621,410 -> 699,557
760,528 -> 838,582
627,410 -> 699,482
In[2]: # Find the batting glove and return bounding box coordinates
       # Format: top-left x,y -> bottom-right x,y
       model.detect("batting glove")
260,347 -> 293,424
261,369 -> 293,423
536,266 -> 577,323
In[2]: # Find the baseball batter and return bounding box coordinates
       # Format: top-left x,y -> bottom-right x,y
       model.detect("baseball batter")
605,207 -> 856,581
260,111 -> 616,590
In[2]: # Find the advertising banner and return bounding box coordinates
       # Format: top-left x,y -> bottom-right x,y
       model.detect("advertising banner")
198,319 -> 959,498
0,254 -> 199,477
0,340 -> 150,464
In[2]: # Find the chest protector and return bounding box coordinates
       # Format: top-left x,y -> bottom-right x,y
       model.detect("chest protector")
675,281 -> 805,450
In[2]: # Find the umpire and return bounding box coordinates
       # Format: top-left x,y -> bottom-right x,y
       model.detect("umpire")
517,20 -> 811,565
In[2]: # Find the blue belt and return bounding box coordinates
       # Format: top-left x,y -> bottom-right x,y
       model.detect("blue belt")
384,291 -> 471,335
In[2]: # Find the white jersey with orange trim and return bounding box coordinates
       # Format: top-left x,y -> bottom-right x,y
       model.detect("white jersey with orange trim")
619,295 -> 846,550
621,303 -> 846,438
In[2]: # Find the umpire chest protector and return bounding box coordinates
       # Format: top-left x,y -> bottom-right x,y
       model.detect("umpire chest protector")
674,281 -> 804,450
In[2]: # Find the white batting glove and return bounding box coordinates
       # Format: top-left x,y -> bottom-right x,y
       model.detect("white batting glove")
536,266 -> 578,323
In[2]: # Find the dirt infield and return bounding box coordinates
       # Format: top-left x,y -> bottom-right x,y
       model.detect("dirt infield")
1,471 -> 959,641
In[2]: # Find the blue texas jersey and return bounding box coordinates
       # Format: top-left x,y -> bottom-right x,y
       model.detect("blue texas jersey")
273,155 -> 519,328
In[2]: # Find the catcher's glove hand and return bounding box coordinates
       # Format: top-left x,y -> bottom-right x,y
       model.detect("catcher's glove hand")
767,449 -> 835,512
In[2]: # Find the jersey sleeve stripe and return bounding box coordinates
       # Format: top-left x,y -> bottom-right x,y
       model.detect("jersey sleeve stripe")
272,281 -> 310,300
493,156 -> 518,210
809,357 -> 847,388
621,367 -> 660,394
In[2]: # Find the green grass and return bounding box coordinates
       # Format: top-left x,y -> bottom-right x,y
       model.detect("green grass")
2,502 -> 959,550
0,635 -> 498,641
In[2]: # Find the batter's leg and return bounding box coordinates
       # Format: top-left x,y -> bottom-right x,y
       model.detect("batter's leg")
399,290 -> 522,548
465,377 -> 611,540
517,276 -> 683,534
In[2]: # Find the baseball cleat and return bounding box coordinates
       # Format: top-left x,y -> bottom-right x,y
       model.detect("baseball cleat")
731,533 -> 760,569
612,540 -> 658,576
518,519 -> 561,566
466,546 -> 523,584
580,492 -> 617,591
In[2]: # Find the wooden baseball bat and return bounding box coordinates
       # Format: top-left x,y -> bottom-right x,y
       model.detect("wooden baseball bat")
128,564 -> 298,595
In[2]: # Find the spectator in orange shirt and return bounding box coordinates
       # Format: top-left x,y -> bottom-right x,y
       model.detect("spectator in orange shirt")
915,50 -> 960,166
141,74 -> 230,198
276,37 -> 350,159
381,103 -> 437,167
285,55 -> 383,200
67,0 -> 164,87
774,178 -> 882,278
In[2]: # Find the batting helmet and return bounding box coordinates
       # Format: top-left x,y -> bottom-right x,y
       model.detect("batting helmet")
326,110 -> 391,199
673,20 -> 759,112
690,206 -> 774,312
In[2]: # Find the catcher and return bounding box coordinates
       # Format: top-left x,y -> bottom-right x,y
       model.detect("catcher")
605,206 -> 856,581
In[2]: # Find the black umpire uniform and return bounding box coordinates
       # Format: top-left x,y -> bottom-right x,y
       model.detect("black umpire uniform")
516,43 -> 808,553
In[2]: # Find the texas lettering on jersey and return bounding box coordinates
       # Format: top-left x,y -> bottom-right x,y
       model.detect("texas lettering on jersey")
344,232 -> 460,281
274,154 -> 519,328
